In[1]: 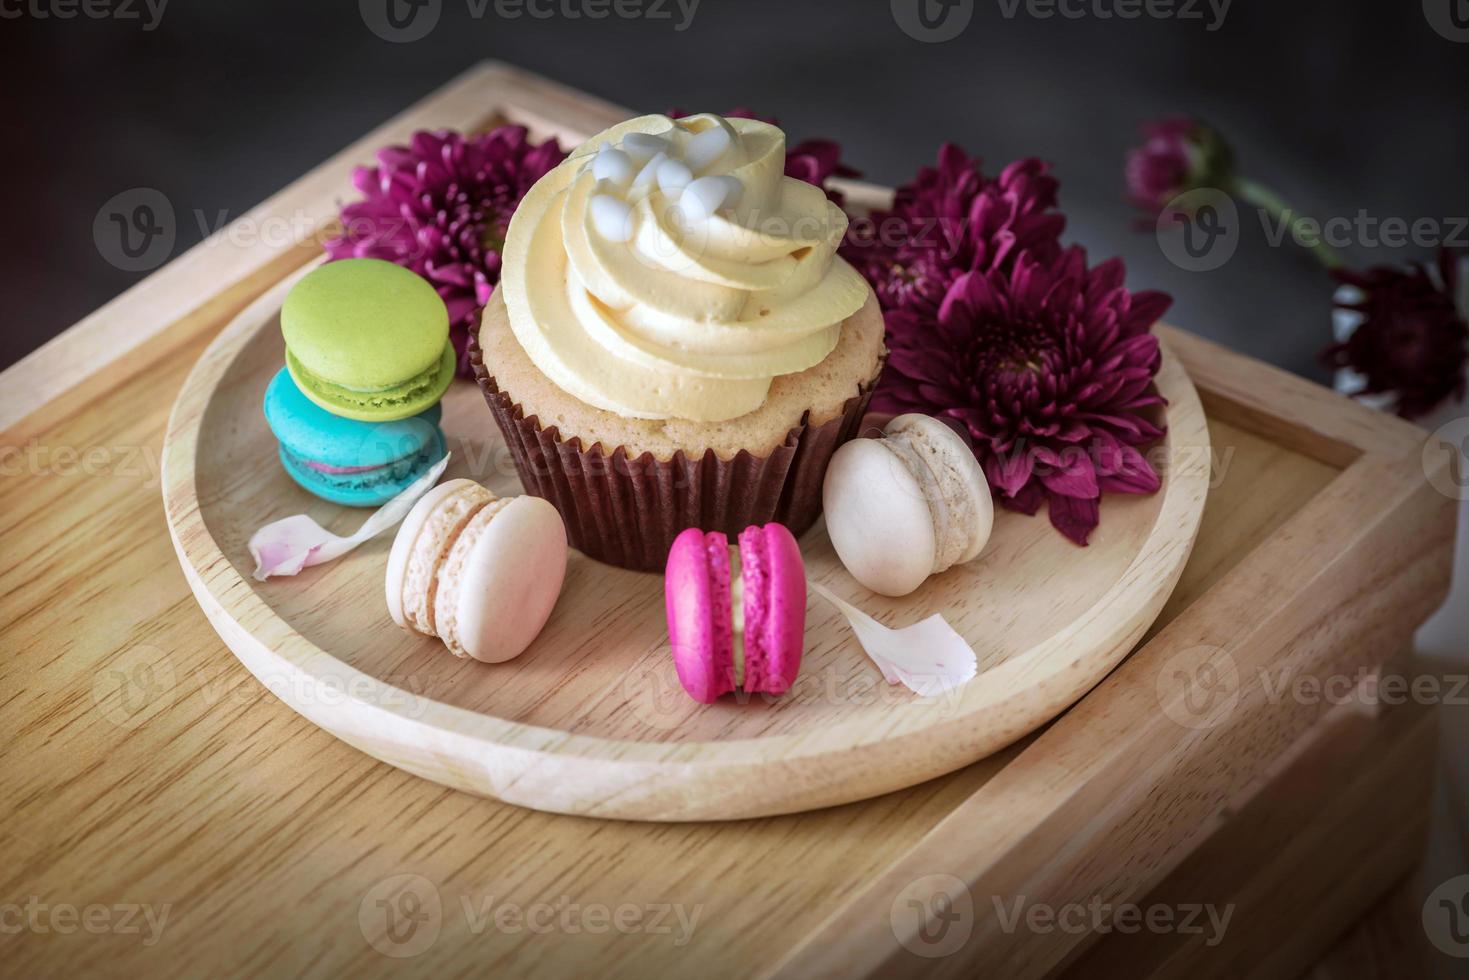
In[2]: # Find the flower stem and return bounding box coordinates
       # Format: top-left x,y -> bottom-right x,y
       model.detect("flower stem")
1230,177 -> 1341,271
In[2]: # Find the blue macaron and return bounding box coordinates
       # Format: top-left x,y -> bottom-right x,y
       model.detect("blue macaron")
263,368 -> 447,507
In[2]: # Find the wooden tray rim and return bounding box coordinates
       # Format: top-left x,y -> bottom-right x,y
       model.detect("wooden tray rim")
162,254 -> 1209,805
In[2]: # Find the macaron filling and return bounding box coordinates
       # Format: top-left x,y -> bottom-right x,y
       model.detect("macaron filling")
278,434 -> 445,494
300,460 -> 382,475
399,484 -> 496,637
432,496 -> 515,658
884,428 -> 977,573
727,545 -> 746,690
287,343 -> 455,415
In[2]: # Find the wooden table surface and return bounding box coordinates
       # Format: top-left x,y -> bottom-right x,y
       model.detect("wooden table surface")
1,63 -> 1458,979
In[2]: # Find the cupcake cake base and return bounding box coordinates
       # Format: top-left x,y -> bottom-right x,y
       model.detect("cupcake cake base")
468,294 -> 884,572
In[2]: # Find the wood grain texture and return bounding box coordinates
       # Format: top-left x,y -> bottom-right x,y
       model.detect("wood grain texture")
770,441 -> 1455,979
1154,325 -> 1429,469
0,317 -> 1337,978
1,62 -> 1454,979
1062,683 -> 1437,978
159,255 -> 1209,821
1307,874 -> 1433,980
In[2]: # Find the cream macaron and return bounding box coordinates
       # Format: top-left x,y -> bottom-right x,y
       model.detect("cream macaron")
386,479 -> 568,662
822,414 -> 994,597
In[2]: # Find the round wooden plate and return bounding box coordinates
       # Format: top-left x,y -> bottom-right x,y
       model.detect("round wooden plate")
163,263 -> 1210,821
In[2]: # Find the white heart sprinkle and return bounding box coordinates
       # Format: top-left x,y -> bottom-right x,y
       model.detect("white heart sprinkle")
622,132 -> 670,164
684,125 -> 732,173
589,193 -> 634,242
632,150 -> 668,190
592,143 -> 634,188
656,159 -> 693,194
679,175 -> 742,222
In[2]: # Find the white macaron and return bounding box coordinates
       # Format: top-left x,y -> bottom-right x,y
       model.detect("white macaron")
386,479 -> 568,663
822,414 -> 994,597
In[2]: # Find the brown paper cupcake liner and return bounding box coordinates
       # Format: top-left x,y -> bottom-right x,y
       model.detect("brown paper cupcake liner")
467,330 -> 875,572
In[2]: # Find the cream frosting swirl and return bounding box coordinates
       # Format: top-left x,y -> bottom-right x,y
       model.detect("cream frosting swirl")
499,113 -> 871,421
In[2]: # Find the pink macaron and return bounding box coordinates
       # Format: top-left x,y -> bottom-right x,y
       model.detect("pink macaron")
664,523 -> 806,704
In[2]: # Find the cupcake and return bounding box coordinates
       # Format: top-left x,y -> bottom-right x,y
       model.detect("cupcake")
469,113 -> 885,571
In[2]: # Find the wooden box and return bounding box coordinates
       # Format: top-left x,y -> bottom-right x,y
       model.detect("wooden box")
0,63 -> 1454,978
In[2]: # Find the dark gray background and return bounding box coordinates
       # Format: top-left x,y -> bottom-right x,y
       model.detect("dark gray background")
4,0 -> 1467,378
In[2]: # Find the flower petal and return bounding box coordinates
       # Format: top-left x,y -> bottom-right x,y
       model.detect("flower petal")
1048,493 -> 1100,545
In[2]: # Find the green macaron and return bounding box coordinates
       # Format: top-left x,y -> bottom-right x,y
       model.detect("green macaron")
282,258 -> 455,422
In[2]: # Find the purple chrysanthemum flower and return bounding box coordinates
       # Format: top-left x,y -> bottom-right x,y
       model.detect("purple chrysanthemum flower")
841,145 -> 1066,316
873,247 -> 1172,545
325,126 -> 567,375
843,143 -> 1168,543
1322,249 -> 1468,420
1124,115 -> 1234,216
